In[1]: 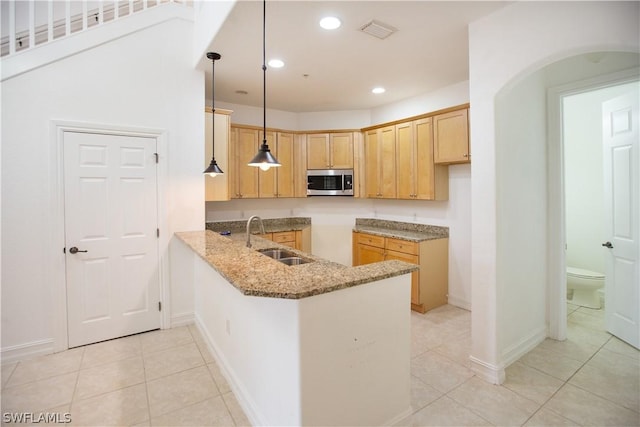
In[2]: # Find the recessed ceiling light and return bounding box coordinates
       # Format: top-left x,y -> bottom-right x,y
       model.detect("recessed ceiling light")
268,59 -> 284,68
372,87 -> 386,94
319,16 -> 341,30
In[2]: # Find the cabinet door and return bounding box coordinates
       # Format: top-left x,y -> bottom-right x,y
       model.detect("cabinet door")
414,117 -> 437,200
307,134 -> 329,169
357,244 -> 385,265
204,111 -> 230,201
276,132 -> 295,197
434,108 -> 469,164
395,121 -> 415,200
380,125 -> 397,198
258,131 -> 278,198
364,129 -> 380,198
330,133 -> 354,169
234,127 -> 260,198
385,249 -> 420,306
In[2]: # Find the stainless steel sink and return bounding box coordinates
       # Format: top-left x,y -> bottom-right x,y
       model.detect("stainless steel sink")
278,257 -> 311,266
258,249 -> 298,260
258,249 -> 312,265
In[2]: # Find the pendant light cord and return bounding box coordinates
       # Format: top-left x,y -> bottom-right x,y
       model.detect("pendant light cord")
212,55 -> 216,154
262,0 -> 267,147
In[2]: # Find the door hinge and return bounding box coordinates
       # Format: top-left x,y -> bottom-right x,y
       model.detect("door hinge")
154,153 -> 159,164
157,228 -> 160,238
158,301 -> 162,311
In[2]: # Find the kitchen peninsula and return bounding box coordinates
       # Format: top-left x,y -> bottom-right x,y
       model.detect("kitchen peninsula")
173,228 -> 417,426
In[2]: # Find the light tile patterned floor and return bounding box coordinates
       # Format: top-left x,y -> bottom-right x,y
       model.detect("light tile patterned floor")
1,304 -> 638,426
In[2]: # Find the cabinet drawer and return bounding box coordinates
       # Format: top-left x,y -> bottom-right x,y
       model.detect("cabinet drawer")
386,238 -> 418,255
357,233 -> 385,248
272,231 -> 296,243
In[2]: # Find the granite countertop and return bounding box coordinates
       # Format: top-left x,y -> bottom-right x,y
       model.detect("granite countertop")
353,218 -> 449,242
175,229 -> 417,300
206,217 -> 311,234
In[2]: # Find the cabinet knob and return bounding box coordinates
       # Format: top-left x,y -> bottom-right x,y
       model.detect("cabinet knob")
463,154 -> 470,158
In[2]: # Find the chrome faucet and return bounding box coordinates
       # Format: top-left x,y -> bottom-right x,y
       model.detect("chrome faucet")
246,215 -> 266,248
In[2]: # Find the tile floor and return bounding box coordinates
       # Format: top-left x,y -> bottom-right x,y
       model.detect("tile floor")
1,303 -> 638,426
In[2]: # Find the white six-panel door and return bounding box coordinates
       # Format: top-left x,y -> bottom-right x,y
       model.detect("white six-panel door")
64,131 -> 160,348
603,90 -> 640,349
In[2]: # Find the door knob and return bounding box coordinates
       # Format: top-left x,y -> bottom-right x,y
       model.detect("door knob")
69,246 -> 88,254
601,241 -> 613,249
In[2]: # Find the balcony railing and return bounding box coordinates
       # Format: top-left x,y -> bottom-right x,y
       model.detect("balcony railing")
1,0 -> 192,58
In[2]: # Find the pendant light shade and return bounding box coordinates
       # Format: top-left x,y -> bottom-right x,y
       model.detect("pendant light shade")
204,51 -> 224,177
248,0 -> 280,171
248,147 -> 280,171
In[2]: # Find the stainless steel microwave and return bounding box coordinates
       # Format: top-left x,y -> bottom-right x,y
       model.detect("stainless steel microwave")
307,169 -> 354,196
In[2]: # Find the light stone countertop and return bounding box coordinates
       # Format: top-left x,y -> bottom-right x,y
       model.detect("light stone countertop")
353,218 -> 449,242
174,230 -> 418,300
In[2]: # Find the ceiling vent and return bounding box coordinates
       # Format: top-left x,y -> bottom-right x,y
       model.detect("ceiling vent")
359,19 -> 397,40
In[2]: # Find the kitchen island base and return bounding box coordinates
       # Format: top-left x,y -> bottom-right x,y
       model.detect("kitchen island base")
177,238 -> 412,426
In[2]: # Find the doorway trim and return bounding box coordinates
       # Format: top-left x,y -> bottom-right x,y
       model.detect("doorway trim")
546,67 -> 640,340
49,121 -> 170,353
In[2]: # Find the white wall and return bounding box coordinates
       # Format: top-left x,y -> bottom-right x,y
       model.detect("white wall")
468,1 -> 639,383
495,70 -> 548,365
564,82 -> 640,275
1,16 -> 204,357
371,80 -> 470,124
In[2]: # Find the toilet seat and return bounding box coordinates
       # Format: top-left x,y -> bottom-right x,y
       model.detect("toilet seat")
567,266 -> 605,280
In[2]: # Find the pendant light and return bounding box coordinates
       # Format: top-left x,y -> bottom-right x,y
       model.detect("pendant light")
248,0 -> 281,171
204,51 -> 224,177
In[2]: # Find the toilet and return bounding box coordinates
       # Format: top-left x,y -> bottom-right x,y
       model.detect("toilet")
566,266 -> 605,309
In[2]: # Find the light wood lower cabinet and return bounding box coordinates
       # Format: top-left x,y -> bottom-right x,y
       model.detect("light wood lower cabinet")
260,228 -> 311,252
352,231 -> 448,313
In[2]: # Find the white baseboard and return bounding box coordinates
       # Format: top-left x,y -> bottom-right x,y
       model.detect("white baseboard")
193,315 -> 265,427
502,326 -> 547,368
447,295 -> 471,311
1,339 -> 55,365
171,311 -> 194,328
469,355 -> 505,384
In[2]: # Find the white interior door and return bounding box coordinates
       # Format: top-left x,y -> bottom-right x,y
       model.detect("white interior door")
64,131 -> 160,348
603,89 -> 640,349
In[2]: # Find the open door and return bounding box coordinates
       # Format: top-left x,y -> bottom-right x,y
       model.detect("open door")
602,89 -> 640,349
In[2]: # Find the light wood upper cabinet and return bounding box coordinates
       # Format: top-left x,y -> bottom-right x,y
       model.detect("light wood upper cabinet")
256,130 -> 296,198
231,126 -> 298,199
365,126 -> 396,198
229,126 -> 259,199
205,109 -> 232,202
396,118 -> 448,200
275,132 -> 295,198
258,131 -> 278,198
306,132 -> 353,169
395,121 -> 415,200
434,108 -> 470,164
307,134 -> 329,169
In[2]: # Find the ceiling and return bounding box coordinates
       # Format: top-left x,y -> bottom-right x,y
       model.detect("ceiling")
205,1 -> 508,113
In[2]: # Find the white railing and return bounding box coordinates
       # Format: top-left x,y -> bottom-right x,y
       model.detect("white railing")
0,0 -> 192,58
